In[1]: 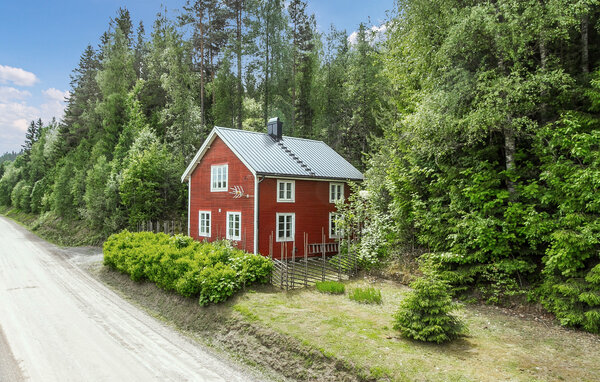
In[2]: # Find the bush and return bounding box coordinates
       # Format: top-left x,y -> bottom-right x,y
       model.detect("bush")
315,281 -> 346,294
103,231 -> 273,305
393,276 -> 464,343
349,286 -> 382,304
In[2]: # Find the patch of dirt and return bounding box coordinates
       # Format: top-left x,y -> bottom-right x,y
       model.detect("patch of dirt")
92,265 -> 374,382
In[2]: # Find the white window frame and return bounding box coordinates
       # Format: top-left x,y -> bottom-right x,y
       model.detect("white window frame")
329,212 -> 342,239
211,164 -> 228,192
198,211 -> 211,237
276,213 -> 295,242
276,179 -> 295,203
329,182 -> 344,203
226,211 -> 241,241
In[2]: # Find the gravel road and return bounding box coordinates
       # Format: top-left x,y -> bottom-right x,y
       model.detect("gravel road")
0,216 -> 258,382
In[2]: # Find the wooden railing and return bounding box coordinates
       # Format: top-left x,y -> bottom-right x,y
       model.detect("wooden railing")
307,242 -> 339,255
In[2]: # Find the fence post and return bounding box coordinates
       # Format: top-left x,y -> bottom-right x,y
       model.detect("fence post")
337,238 -> 341,281
304,233 -> 308,287
280,242 -> 284,289
291,239 -> 296,289
321,228 -> 326,282
285,241 -> 289,290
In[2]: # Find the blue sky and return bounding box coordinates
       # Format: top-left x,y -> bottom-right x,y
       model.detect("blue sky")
0,0 -> 394,154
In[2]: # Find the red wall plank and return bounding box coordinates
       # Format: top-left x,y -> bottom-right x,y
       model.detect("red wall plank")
257,178 -> 350,259
189,136 -> 255,252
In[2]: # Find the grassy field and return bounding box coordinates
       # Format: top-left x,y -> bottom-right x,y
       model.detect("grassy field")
233,279 -> 600,382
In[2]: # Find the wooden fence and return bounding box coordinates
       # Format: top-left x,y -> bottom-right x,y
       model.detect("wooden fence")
136,220 -> 187,236
271,231 -> 359,290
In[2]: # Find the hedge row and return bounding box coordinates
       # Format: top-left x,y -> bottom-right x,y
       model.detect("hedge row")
103,231 -> 273,305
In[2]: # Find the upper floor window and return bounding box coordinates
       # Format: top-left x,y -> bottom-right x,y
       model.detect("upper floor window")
277,179 -> 295,202
226,212 -> 241,241
276,213 -> 295,242
211,164 -> 228,192
329,182 -> 344,203
199,211 -> 211,237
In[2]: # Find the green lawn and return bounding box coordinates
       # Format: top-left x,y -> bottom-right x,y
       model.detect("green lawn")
234,279 -> 600,382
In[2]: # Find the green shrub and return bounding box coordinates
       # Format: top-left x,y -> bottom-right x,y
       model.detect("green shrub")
315,281 -> 346,294
349,286 -> 382,304
393,277 -> 464,343
103,231 -> 273,305
198,263 -> 238,305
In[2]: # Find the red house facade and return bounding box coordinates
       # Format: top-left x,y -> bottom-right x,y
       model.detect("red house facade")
181,118 -> 363,259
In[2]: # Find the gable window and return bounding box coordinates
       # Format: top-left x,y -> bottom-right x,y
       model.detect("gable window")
277,180 -> 295,202
329,182 -> 344,203
276,213 -> 295,242
199,211 -> 211,237
226,212 -> 241,241
211,164 -> 228,192
329,212 -> 342,239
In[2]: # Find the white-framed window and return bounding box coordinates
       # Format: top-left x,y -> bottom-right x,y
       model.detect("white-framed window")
211,164 -> 228,192
226,212 -> 241,241
276,213 -> 295,242
277,179 -> 295,202
329,182 -> 344,203
329,212 -> 342,239
199,211 -> 211,237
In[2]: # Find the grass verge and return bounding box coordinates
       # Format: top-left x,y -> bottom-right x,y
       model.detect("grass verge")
348,286 -> 382,304
315,281 -> 346,294
0,206 -> 104,246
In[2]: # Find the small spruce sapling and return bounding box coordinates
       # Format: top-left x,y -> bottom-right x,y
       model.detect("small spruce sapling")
393,276 -> 464,343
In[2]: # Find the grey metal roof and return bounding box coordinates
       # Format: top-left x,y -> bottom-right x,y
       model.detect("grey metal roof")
183,127 -> 363,181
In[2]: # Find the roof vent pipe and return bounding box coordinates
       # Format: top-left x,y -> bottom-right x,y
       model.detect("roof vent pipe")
267,117 -> 283,141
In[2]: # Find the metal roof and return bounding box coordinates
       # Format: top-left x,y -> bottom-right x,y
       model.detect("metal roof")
181,127 -> 364,182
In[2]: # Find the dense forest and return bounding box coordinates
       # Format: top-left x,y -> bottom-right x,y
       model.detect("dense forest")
0,151 -> 20,164
1,0 -> 600,333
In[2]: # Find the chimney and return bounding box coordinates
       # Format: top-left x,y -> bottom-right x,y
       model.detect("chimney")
267,117 -> 283,141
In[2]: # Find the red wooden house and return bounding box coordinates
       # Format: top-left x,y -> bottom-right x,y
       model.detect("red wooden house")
181,118 -> 363,259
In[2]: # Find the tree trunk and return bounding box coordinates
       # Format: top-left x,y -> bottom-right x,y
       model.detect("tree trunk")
292,23 -> 297,135
236,2 -> 243,129
539,39 -> 547,69
582,13 -> 589,74
264,3 -> 270,127
539,37 -> 548,123
504,126 -> 516,196
199,19 -> 205,129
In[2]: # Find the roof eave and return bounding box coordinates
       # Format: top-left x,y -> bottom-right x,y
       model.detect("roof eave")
180,128 -> 218,183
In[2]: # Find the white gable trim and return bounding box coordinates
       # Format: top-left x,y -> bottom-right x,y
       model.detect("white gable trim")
181,127 -> 257,182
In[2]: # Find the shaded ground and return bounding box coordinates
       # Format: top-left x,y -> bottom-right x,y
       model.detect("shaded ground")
0,216 -> 262,381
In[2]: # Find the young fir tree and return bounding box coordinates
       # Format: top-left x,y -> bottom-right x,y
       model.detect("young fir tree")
394,276 -> 464,343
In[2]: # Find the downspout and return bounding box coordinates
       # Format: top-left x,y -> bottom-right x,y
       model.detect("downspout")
187,179 -> 191,236
253,175 -> 259,254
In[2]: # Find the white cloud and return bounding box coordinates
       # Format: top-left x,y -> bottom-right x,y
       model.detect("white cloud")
348,23 -> 388,46
0,86 -> 31,103
42,88 -> 69,102
40,88 -> 69,123
0,65 -> 38,87
0,87 -> 68,154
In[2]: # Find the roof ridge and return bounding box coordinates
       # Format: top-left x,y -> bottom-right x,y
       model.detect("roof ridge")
215,126 -> 325,144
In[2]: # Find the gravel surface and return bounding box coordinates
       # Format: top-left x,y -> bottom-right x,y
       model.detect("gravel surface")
0,216 -> 257,382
